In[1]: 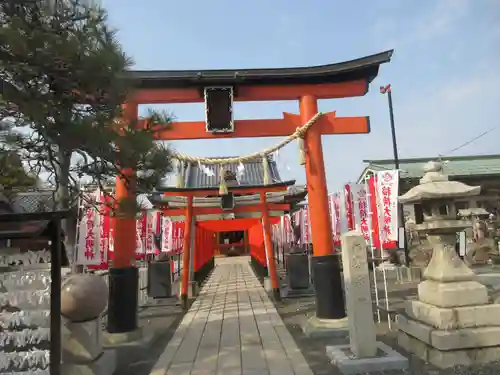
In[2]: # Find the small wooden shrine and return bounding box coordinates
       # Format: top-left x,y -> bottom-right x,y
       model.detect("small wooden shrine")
150,156 -> 307,305
152,156 -> 306,256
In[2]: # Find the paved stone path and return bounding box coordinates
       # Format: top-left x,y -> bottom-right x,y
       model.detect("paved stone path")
149,256 -> 313,375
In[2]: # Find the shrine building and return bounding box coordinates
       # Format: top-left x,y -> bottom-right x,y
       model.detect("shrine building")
153,156 -> 306,257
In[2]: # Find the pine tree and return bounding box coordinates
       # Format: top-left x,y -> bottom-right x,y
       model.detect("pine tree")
0,1 -> 174,263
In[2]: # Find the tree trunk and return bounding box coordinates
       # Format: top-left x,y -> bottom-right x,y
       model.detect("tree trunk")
54,149 -> 81,273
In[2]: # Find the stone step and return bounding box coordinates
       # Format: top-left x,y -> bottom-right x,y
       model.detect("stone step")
0,310 -> 51,330
0,349 -> 49,372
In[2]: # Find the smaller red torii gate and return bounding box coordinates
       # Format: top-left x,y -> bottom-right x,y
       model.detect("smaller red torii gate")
155,182 -> 292,308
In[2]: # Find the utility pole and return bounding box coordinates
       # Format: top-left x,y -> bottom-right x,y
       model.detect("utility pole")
380,84 -> 409,266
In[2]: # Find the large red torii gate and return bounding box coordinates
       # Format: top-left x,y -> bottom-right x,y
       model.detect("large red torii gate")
107,50 -> 393,334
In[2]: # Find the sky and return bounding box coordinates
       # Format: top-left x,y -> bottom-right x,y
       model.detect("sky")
101,0 -> 500,192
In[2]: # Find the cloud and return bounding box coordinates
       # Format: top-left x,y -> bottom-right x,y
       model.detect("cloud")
373,0 -> 471,50
394,66 -> 500,157
412,0 -> 470,41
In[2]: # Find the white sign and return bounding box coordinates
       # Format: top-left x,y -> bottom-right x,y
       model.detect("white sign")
375,170 -> 400,245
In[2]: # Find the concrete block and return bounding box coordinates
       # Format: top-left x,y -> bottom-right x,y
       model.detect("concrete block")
396,314 -> 433,344
418,280 -> 489,307
280,285 -> 315,299
326,342 -> 408,374
397,314 -> 500,350
398,331 -> 500,369
405,299 -> 500,329
302,316 -> 349,339
263,277 -> 272,292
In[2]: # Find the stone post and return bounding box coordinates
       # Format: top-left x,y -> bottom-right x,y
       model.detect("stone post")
341,231 -> 377,357
326,231 -> 408,374
61,274 -> 116,375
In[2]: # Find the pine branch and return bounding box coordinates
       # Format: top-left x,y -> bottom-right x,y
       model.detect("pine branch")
0,1 -> 175,215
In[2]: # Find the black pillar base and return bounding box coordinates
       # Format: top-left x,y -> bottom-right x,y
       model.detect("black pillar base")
272,288 -> 281,302
181,294 -> 189,311
194,257 -> 215,285
107,267 -> 138,333
250,256 -> 268,282
311,254 -> 346,319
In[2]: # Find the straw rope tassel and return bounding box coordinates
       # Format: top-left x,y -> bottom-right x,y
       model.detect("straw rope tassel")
219,166 -> 228,195
297,134 -> 306,166
262,156 -> 271,185
176,161 -> 185,188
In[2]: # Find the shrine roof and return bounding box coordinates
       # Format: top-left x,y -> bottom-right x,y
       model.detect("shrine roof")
184,157 -> 281,188
127,50 -> 393,89
0,211 -> 72,240
155,179 -> 296,194
358,154 -> 500,182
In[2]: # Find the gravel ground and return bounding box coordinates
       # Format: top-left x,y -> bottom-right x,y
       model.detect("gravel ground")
274,269 -> 500,375
111,297 -> 186,375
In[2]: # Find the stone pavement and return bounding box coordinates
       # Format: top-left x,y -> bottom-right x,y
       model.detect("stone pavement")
149,256 -> 313,375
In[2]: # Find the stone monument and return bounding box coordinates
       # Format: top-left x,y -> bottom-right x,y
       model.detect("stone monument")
61,274 -> 117,375
396,161 -> 500,368
326,231 -> 408,374
282,247 -> 315,298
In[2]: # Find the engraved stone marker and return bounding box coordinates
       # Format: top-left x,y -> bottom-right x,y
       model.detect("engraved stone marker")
341,231 -> 377,358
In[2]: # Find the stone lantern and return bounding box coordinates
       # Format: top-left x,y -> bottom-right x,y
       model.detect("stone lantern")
396,160 -> 500,368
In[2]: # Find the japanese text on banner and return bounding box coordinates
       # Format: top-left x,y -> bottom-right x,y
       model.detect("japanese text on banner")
375,170 -> 399,245
350,184 -> 370,242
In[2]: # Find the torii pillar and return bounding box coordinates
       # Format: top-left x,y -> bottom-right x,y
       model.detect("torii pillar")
107,102 -> 140,334
301,96 -> 348,337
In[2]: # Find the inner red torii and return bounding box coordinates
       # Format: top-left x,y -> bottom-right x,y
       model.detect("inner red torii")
154,182 -> 292,308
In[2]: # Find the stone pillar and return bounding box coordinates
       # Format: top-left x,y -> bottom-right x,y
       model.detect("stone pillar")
327,231 -> 408,374
341,231 -> 377,357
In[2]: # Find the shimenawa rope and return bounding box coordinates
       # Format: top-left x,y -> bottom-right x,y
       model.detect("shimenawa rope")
171,112 -> 323,191
171,112 -> 323,165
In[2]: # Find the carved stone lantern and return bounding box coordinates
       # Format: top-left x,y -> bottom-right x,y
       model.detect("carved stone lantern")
399,160 -> 480,281
396,161 -> 500,368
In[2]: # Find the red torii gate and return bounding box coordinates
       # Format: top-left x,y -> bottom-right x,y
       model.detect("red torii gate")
107,50 -> 393,334
156,182 -> 291,309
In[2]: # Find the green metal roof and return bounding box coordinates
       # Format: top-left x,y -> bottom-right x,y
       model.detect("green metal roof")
362,154 -> 500,180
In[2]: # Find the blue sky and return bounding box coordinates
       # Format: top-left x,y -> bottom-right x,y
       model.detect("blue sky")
101,0 -> 500,191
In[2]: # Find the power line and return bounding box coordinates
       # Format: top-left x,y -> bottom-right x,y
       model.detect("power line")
440,127 -> 497,156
